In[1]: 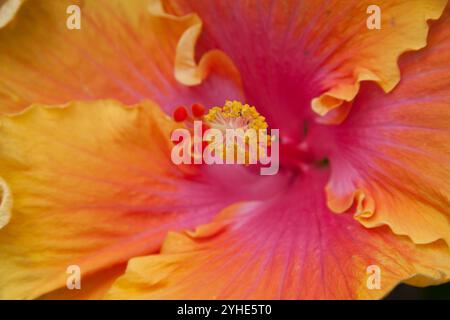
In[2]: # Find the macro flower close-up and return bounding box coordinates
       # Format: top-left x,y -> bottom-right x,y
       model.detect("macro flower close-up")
0,0 -> 450,301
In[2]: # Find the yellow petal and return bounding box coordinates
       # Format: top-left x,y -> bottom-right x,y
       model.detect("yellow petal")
0,0 -> 243,114
0,99 -> 224,299
41,264 -> 127,300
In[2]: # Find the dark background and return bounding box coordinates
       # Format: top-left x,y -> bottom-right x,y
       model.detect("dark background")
387,282 -> 450,299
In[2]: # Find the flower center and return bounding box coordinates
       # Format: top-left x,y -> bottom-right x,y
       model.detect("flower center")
204,101 -> 272,165
204,100 -> 268,132
171,100 -> 328,173
172,101 -> 272,167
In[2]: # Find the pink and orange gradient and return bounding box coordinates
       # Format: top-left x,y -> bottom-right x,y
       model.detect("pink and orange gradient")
0,0 -> 449,299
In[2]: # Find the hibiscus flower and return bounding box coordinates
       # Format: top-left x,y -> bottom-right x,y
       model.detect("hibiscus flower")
0,0 -> 449,300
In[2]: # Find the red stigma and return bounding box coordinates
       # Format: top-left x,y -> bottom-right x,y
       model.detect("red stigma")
173,106 -> 188,122
191,103 -> 205,118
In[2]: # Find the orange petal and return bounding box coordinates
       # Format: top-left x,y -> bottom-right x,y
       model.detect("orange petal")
0,0 -> 23,28
106,171 -> 450,300
0,0 -> 243,114
0,100 -> 231,299
149,0 -> 242,88
324,8 -> 450,245
164,0 -> 446,124
0,177 -> 12,229
40,263 -> 127,300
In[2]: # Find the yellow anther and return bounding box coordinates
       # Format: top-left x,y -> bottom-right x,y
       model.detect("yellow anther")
204,100 -> 268,132
203,100 -> 270,165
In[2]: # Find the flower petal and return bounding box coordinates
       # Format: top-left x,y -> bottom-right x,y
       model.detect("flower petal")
0,0 -> 23,28
0,0 -> 243,114
323,9 -> 450,245
106,171 -> 450,300
0,100 -> 232,299
0,177 -> 12,229
40,264 -> 127,300
148,0 -> 242,89
164,0 -> 446,125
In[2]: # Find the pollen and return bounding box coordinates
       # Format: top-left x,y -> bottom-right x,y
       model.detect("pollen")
204,100 -> 268,132
202,100 -> 271,165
